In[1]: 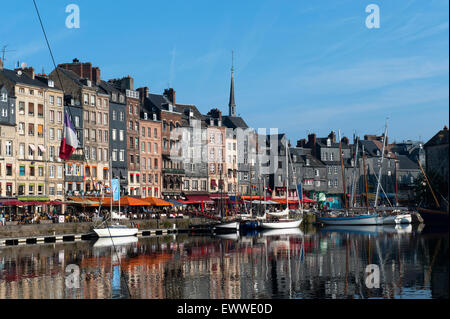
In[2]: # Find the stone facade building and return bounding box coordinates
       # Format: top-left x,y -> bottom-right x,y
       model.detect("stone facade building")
139,110 -> 162,198
50,61 -> 110,195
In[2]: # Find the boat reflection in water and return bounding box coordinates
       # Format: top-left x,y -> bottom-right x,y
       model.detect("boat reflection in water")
320,224 -> 414,236
0,225 -> 447,299
93,236 -> 139,248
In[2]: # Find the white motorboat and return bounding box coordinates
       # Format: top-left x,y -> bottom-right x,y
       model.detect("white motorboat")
214,221 -> 240,231
378,212 -> 412,225
93,236 -> 138,248
261,218 -> 302,229
93,224 -> 138,238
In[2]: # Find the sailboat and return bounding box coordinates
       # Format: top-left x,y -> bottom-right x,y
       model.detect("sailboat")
317,131 -> 380,226
93,157 -> 138,238
261,140 -> 303,229
214,168 -> 240,232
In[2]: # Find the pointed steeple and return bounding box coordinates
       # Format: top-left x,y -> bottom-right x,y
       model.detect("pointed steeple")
229,51 -> 236,117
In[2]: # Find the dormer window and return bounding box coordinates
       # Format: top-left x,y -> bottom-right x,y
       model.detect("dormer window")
168,104 -> 173,112
306,158 -> 310,166
48,80 -> 54,87
0,92 -> 7,102
144,113 -> 148,120
327,138 -> 331,147
210,119 -> 214,126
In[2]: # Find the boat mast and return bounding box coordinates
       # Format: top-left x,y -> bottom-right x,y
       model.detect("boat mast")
417,159 -> 440,208
350,137 -> 359,208
285,139 -> 289,210
362,145 -> 370,209
338,130 -> 348,210
374,119 -> 388,208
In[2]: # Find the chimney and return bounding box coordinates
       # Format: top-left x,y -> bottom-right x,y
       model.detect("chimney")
296,139 -> 306,147
163,88 -> 175,105
23,67 -> 35,79
443,125 -> 448,131
137,87 -> 149,105
307,133 -> 316,147
328,131 -> 336,143
341,136 -> 349,145
92,67 -> 101,84
58,59 -> 96,82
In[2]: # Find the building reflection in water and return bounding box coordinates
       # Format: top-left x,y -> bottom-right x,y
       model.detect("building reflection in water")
0,225 -> 448,299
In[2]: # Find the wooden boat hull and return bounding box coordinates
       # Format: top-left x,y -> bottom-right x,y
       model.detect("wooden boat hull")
317,214 -> 379,225
418,208 -> 449,226
261,218 -> 302,229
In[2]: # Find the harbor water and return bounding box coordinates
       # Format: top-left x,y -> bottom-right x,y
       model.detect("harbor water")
0,224 -> 448,299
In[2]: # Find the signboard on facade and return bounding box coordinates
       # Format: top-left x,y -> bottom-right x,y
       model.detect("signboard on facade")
59,215 -> 65,223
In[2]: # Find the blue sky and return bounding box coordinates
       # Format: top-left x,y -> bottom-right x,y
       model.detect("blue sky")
1,0 -> 448,142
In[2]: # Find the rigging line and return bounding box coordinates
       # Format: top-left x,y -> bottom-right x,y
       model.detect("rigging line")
32,0 -> 74,120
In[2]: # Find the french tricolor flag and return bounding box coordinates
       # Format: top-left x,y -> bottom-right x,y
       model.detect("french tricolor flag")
59,112 -> 79,160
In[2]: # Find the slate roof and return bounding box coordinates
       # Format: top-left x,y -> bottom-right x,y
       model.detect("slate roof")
397,155 -> 419,170
424,127 -> 449,147
222,115 -> 248,129
0,68 -> 62,91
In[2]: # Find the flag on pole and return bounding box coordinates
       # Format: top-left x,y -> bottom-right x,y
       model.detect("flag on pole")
112,178 -> 120,201
59,112 -> 79,160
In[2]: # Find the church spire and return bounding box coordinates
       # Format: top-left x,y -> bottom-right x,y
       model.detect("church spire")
229,50 -> 236,117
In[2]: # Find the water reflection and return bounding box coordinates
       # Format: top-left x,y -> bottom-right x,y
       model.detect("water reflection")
0,225 -> 447,299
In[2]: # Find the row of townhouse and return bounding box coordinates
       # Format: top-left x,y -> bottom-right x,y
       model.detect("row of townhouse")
0,57 -> 255,202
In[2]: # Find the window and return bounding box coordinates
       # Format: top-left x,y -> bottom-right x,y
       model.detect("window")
112,149 -> 117,161
57,96 -> 62,106
119,111 -> 124,121
141,127 -> 145,137
97,112 -> 101,125
74,116 -> 80,127
50,110 -> 55,122
210,163 -> 215,174
104,149 -> 108,162
1,107 -> 9,117
19,143 -> 25,158
112,110 -> 117,120
37,125 -> 44,138
315,169 -> 320,177
91,129 -> 96,141
119,150 -> 124,161
98,148 -> 102,161
0,92 -> 7,102
19,165 -> 25,176
154,143 -> 158,154
28,103 -> 34,116
154,128 -> 157,138
84,94 -> 89,105
49,166 -> 55,178
57,166 -> 63,178
57,129 -> 62,140
57,111 -> 62,123
119,130 -> 124,141
28,123 -> 34,136
91,147 -> 96,160
112,129 -> 117,141
18,122 -> 25,135
19,101 -> 25,114
49,95 -> 54,105
148,158 -> 152,170
154,159 -> 158,169
98,130 -> 102,143
90,95 -> 95,106
104,130 -> 108,142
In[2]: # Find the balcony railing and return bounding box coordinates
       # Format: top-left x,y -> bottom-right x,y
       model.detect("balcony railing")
162,168 -> 185,175
69,154 -> 85,161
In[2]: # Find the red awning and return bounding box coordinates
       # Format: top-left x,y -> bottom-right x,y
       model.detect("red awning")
209,193 -> 228,199
0,199 -> 24,206
185,195 -> 214,204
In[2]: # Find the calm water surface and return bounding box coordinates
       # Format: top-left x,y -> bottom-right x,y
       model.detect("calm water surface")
0,224 -> 448,299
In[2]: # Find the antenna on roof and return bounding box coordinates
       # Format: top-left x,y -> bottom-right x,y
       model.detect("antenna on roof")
1,45 -> 16,63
